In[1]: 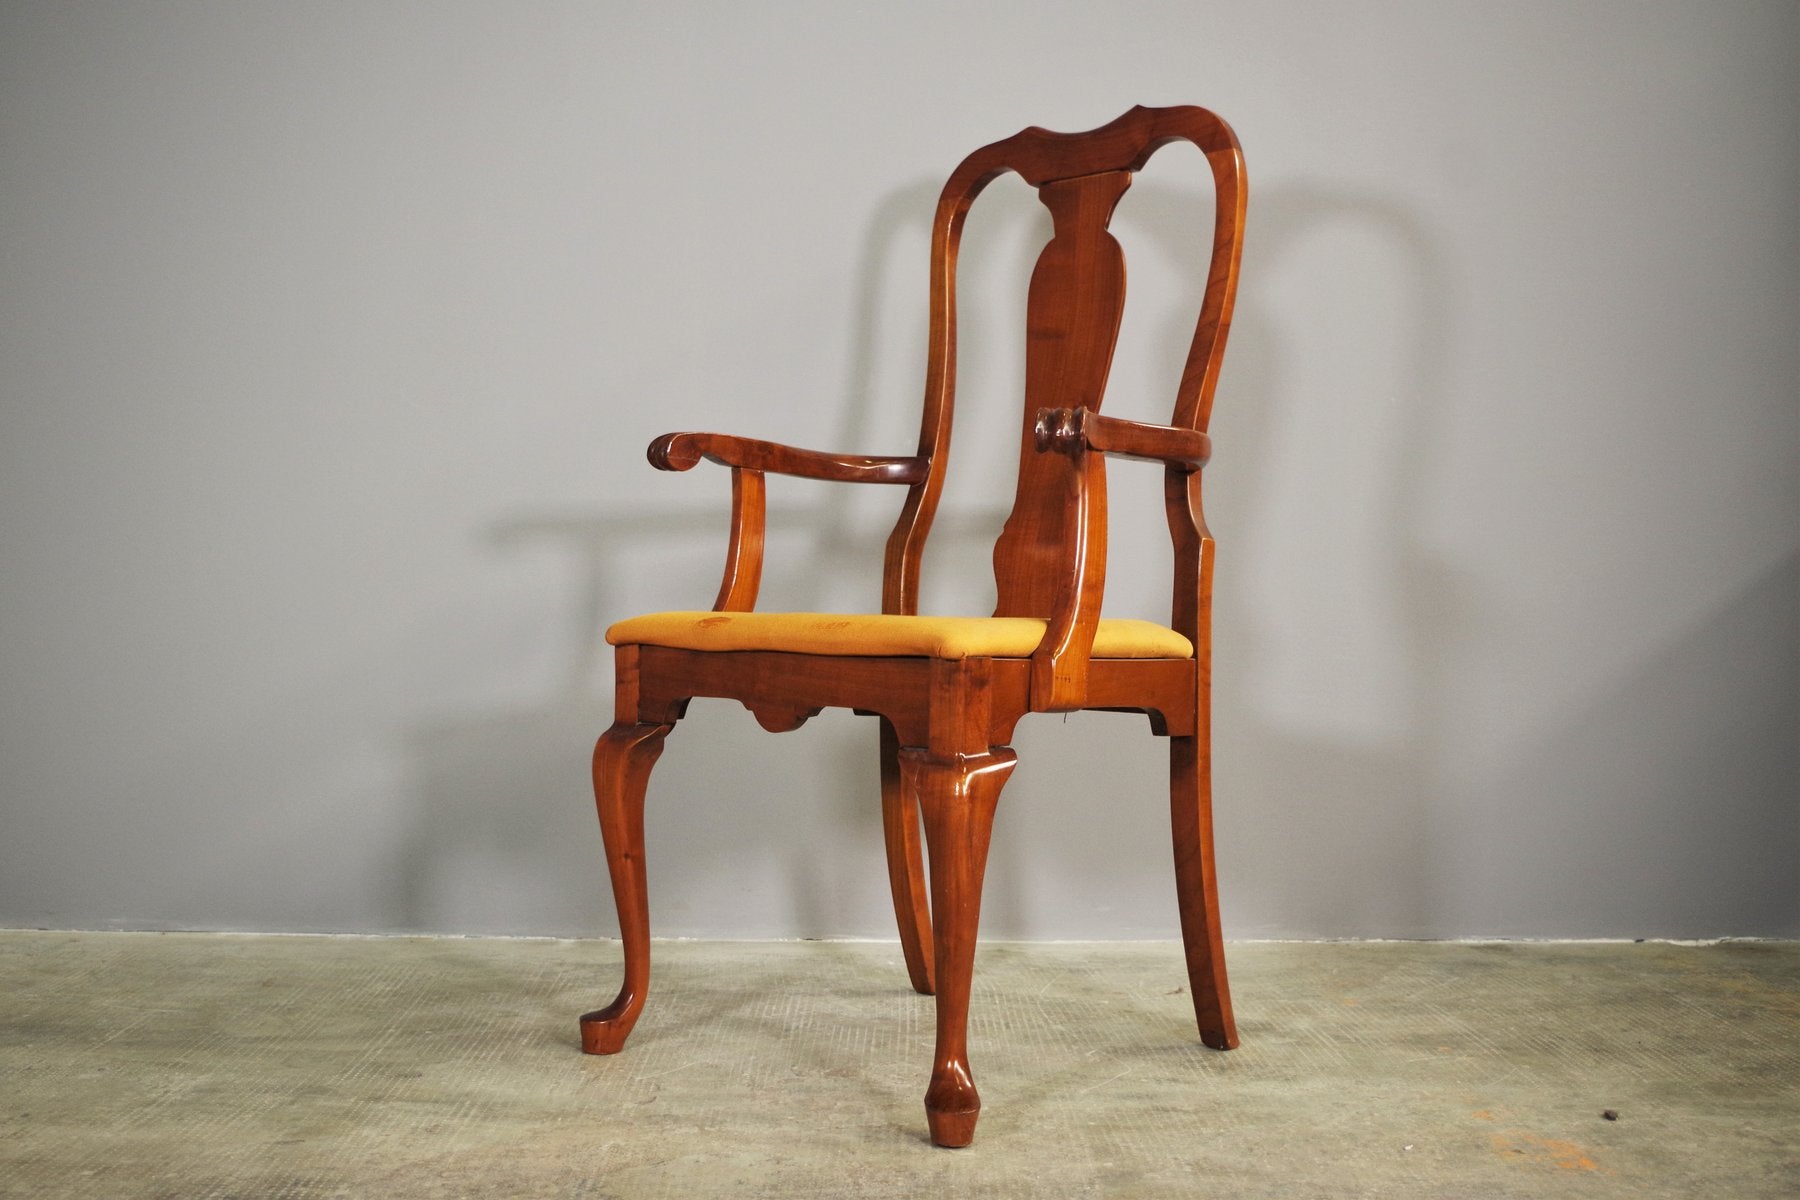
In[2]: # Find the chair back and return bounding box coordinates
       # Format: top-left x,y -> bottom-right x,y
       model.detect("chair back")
881,105 -> 1246,646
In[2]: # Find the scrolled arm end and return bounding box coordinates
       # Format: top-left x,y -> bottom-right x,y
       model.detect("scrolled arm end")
647,432 -> 704,472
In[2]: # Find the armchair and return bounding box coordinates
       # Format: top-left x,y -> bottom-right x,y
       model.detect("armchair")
580,104 -> 1248,1147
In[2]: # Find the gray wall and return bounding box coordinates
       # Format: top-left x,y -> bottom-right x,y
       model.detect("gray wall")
3,2 -> 1795,940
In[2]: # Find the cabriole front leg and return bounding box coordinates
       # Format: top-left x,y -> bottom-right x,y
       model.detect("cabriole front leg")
903,746 -> 1016,1147
579,720 -> 674,1055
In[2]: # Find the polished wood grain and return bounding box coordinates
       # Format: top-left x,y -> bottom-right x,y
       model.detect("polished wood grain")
624,647 -> 1196,747
993,169 -> 1130,712
582,104 -> 1248,1146
880,716 -> 935,995
1172,729 -> 1236,1048
904,742 -> 1015,1147
884,104 -> 1246,629
991,169 -> 1131,625
1035,406 -> 1213,471
712,467 -> 764,612
648,431 -> 927,485
578,715 -> 672,1054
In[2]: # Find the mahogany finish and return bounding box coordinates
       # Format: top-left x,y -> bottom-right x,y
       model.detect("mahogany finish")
580,105 -> 1249,1145
647,431 -> 927,485
1035,407 -> 1213,472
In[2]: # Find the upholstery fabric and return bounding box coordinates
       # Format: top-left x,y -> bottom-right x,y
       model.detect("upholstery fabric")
605,611 -> 1193,660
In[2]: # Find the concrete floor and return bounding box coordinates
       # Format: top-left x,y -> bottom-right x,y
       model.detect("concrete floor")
1,933 -> 1795,1198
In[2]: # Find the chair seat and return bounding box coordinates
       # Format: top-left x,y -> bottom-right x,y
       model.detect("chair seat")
606,611 -> 1194,660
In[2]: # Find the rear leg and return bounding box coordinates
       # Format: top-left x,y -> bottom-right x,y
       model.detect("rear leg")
880,717 -> 934,994
1170,732 -> 1237,1049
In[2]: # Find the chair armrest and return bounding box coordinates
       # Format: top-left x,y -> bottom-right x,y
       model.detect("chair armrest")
645,432 -> 926,613
648,432 -> 927,485
1033,408 -> 1211,471
1023,408 -> 1209,711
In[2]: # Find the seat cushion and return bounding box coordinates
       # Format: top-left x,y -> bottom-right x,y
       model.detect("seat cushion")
605,611 -> 1192,660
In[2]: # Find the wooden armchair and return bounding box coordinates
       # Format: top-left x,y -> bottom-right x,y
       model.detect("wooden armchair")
580,105 -> 1247,1147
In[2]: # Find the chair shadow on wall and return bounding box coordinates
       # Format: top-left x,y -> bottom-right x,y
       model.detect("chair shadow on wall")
979,174 -> 1465,943
395,167 -> 1465,945
1205,179 -> 1466,937
394,178 -> 1013,938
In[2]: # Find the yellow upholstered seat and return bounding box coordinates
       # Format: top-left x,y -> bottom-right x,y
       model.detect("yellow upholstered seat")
606,611 -> 1193,661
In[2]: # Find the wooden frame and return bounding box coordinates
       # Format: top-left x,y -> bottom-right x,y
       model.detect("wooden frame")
580,105 -> 1247,1146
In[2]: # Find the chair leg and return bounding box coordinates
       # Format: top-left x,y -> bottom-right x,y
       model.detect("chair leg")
880,718 -> 935,995
1170,733 -> 1238,1050
579,720 -> 674,1055
905,747 -> 1016,1148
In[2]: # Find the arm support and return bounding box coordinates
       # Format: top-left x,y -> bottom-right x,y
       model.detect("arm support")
646,431 -> 927,612
1026,407 -> 1212,711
